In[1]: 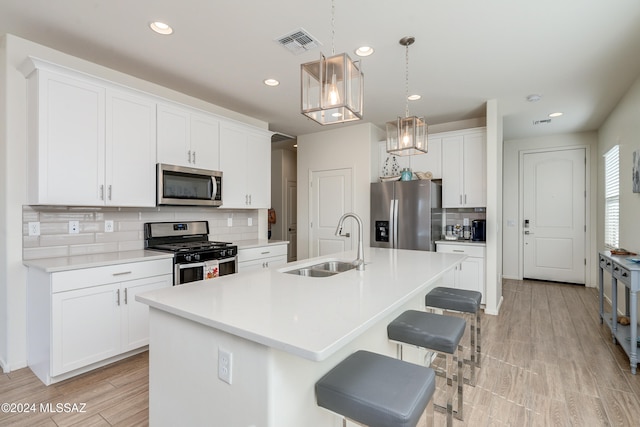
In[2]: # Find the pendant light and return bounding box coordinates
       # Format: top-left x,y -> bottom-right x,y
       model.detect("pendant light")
386,36 -> 427,156
301,0 -> 364,125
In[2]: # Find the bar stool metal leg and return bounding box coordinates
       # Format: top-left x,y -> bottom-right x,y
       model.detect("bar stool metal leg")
388,311 -> 465,426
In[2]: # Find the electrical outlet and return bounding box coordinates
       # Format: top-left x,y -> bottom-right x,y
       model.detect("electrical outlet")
248,217 -> 253,226
104,220 -> 114,233
218,348 -> 233,384
68,220 -> 80,234
28,222 -> 40,236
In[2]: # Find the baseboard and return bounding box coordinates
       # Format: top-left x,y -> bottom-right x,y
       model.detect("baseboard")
484,295 -> 504,316
501,274 -> 521,281
0,357 -> 27,374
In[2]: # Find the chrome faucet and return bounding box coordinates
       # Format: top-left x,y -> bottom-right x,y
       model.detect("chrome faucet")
335,212 -> 365,271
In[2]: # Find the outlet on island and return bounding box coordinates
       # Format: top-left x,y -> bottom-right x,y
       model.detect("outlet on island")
218,348 -> 233,385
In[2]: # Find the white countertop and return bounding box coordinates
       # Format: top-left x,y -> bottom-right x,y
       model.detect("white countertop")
136,247 -> 465,362
234,239 -> 289,250
23,250 -> 174,273
436,239 -> 486,246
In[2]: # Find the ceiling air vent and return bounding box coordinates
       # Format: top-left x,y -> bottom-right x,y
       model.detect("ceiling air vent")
533,119 -> 552,125
275,28 -> 320,55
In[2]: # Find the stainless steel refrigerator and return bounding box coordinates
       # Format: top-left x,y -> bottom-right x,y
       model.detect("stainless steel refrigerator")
370,180 -> 442,251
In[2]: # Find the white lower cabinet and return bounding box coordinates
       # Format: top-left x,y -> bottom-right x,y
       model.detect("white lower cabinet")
238,244 -> 288,273
28,258 -> 172,385
436,243 -> 485,303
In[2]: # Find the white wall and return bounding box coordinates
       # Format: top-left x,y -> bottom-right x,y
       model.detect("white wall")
502,131 -> 599,285
485,100 -> 503,315
0,36 -> 8,369
0,34 -> 269,371
598,73 -> 640,314
296,123 -> 384,260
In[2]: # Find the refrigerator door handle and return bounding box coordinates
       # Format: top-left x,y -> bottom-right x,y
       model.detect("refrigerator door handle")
393,199 -> 399,248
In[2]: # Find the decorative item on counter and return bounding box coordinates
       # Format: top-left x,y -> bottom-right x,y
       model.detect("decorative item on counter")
610,247 -> 637,256
463,225 -> 471,240
454,224 -> 462,238
400,168 -> 413,181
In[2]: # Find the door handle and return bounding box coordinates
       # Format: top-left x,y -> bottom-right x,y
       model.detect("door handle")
524,230 -> 534,235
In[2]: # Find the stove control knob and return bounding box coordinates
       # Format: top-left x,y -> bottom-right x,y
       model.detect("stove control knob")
194,253 -> 201,261
185,254 -> 192,262
220,249 -> 226,257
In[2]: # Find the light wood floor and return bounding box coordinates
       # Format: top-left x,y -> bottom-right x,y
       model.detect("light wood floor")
2,279 -> 640,426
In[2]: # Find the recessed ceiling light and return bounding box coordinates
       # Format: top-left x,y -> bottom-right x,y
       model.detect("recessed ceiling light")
548,112 -> 563,117
408,94 -> 421,101
526,94 -> 542,102
150,21 -> 173,35
355,46 -> 374,57
264,78 -> 280,87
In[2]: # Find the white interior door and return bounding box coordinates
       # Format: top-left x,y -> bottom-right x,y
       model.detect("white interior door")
286,180 -> 297,262
309,168 -> 353,257
523,149 -> 586,283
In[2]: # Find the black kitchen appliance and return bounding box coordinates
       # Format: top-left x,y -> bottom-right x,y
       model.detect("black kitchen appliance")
144,221 -> 237,285
471,219 -> 486,241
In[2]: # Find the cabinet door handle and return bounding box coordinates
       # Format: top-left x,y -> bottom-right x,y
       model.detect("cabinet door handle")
116,289 -> 120,306
453,249 -> 465,253
261,251 -> 270,255
108,185 -> 112,201
188,150 -> 192,163
100,185 -> 105,200
124,288 -> 128,304
459,195 -> 462,204
249,194 -> 252,205
192,151 -> 196,164
464,194 -> 467,204
265,261 -> 269,267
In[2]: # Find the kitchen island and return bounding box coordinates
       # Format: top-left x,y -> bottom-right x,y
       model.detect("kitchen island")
136,247 -> 465,426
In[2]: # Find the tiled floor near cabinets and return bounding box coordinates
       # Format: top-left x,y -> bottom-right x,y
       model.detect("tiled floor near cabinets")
2,280 -> 640,426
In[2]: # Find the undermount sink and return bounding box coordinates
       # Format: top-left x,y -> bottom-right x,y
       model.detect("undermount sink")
312,261 -> 355,273
282,260 -> 357,278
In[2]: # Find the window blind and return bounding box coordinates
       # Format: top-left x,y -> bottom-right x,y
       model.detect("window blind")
604,145 -> 619,248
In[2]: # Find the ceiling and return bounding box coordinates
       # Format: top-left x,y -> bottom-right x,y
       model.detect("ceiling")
2,0 -> 640,141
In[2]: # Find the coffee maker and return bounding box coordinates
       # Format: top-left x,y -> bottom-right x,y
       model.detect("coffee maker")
471,219 -> 486,241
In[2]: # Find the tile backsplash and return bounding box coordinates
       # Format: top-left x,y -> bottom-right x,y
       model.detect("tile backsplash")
22,206 -> 259,260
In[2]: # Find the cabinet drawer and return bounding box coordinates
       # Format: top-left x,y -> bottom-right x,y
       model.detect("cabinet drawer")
52,258 -> 173,293
599,255 -> 613,272
613,263 -> 631,286
238,244 -> 288,262
436,244 -> 485,258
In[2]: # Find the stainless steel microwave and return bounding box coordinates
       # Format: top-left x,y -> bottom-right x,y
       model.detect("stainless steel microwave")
157,163 -> 222,207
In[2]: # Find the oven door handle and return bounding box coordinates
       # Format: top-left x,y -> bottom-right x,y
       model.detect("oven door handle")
177,262 -> 206,270
217,257 -> 237,263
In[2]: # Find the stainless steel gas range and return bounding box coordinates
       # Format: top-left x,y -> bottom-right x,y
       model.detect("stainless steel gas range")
144,221 -> 238,285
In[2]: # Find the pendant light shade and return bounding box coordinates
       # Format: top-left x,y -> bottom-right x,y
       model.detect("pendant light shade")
386,116 -> 428,155
386,36 -> 427,156
300,0 -> 364,125
301,52 -> 363,125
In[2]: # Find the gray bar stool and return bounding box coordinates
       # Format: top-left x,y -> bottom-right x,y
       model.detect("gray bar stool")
425,287 -> 482,386
315,350 -> 436,427
387,310 -> 465,426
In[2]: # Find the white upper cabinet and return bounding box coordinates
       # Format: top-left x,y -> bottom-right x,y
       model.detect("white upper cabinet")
106,89 -> 156,207
21,58 -> 156,207
157,103 -> 220,170
219,122 -> 271,208
441,128 -> 486,208
410,136 -> 442,179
